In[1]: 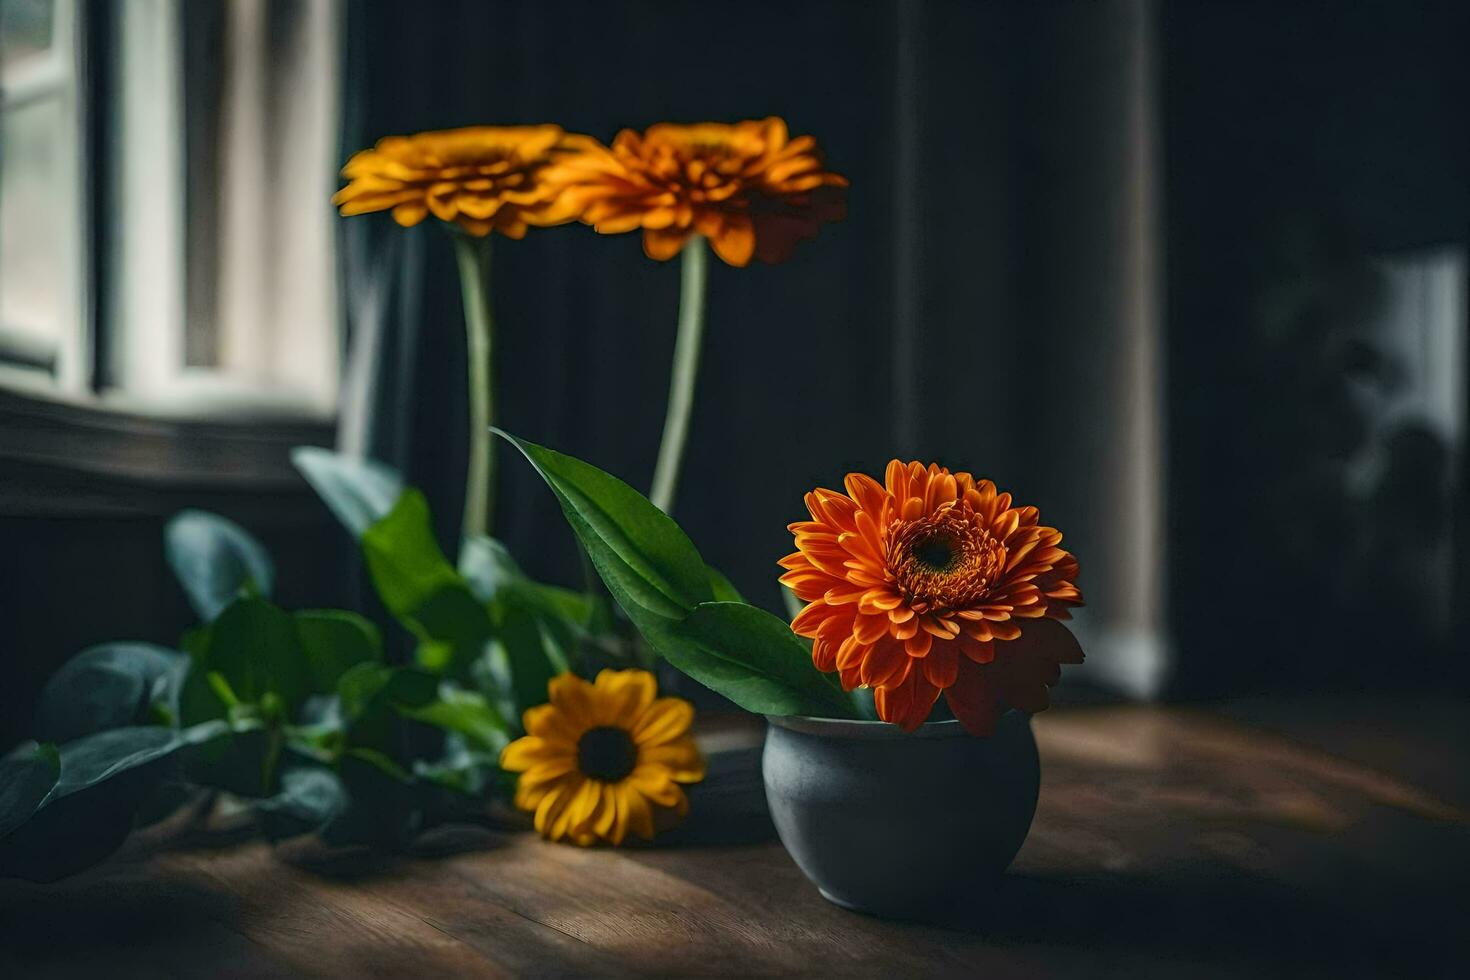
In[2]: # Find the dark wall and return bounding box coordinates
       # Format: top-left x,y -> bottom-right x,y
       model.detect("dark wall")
0,406 -> 349,745
1162,0 -> 1470,696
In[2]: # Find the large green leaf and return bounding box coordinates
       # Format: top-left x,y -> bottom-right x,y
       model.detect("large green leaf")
707,566 -> 745,603
0,722 -> 226,882
33,643 -> 188,742
0,743 -> 60,838
206,597 -> 311,714
495,431 -> 857,719
495,431 -> 712,621
292,447 -> 404,538
662,602 -> 854,717
362,490 -> 493,675
165,510 -> 275,621
294,609 -> 383,694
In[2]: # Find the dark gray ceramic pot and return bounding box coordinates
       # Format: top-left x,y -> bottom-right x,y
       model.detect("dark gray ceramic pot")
762,710 -> 1039,919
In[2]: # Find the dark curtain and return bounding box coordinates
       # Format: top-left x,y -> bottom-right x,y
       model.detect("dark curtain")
337,0 -> 1470,701
334,0 -> 1167,694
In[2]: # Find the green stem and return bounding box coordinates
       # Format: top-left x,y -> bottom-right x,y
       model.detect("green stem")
454,234 -> 496,538
649,236 -> 709,514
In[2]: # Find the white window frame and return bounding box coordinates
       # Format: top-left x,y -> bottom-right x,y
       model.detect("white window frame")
105,0 -> 341,421
0,0 -> 89,396
0,0 -> 341,423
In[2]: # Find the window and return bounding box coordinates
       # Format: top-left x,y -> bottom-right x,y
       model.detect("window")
0,0 -> 341,418
0,0 -> 87,391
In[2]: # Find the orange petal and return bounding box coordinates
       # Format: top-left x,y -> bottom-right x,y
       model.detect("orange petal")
644,227 -> 690,261
873,668 -> 941,731
921,642 -> 960,688
708,215 -> 755,267
944,660 -> 1004,736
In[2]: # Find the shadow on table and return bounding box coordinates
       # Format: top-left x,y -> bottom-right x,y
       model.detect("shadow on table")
926,868 -> 1465,974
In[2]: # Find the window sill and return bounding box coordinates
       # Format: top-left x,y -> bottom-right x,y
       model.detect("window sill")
0,384 -> 335,516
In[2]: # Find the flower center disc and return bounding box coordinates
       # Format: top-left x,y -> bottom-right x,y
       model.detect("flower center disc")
912,535 -> 958,571
577,726 -> 638,782
888,507 -> 1007,611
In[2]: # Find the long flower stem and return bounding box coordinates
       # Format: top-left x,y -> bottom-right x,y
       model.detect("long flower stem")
649,236 -> 709,514
454,233 -> 496,539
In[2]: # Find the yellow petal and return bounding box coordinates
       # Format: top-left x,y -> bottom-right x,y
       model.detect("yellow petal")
627,765 -> 682,807
547,673 -> 595,729
631,698 -> 694,746
533,782 -> 575,840
499,735 -> 569,772
620,785 -> 655,841
591,783 -> 617,839
564,779 -> 601,836
638,738 -> 705,782
522,703 -> 579,743
592,668 -> 656,726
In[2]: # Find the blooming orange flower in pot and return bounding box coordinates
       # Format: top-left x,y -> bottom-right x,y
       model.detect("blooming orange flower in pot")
332,124 -> 592,238
541,116 -> 848,267
780,461 -> 1084,735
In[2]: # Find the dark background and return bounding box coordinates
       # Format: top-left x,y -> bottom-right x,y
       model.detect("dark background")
3,0 -> 1468,744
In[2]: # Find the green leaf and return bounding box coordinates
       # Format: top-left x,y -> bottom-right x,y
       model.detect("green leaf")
292,447 -> 404,538
492,604 -> 561,723
165,510 -> 275,621
337,663 -> 439,751
495,431 -> 856,719
661,602 -> 855,717
462,531 -> 592,681
205,598 -> 311,714
708,566 -> 745,603
294,610 -> 383,694
494,431 -> 712,621
33,643 -> 188,743
320,750 -> 422,847
399,685 -> 509,755
362,489 -> 493,675
458,534 -> 522,603
0,743 -> 60,838
0,722 -> 226,882
181,721 -> 279,797
253,766 -> 347,841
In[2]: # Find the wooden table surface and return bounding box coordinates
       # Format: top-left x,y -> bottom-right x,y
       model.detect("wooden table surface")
3,698 -> 1467,978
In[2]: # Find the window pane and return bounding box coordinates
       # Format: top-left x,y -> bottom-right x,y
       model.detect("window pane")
0,93 -> 67,363
0,0 -> 54,73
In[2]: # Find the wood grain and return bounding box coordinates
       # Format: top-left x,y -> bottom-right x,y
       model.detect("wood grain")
3,701 -> 1466,978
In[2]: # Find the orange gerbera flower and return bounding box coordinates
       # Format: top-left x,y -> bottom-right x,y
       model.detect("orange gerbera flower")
332,124 -> 591,238
540,117 -> 848,267
500,670 -> 705,846
780,461 -> 1084,735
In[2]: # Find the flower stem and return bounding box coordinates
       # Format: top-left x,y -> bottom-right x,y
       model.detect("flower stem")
454,233 -> 496,539
650,236 -> 709,514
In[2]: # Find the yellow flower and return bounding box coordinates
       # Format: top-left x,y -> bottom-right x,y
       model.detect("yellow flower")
500,670 -> 705,846
332,124 -> 592,238
540,117 -> 848,266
